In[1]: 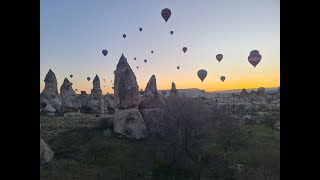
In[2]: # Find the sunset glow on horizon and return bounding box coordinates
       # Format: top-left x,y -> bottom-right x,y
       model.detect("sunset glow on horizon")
40,0 -> 279,94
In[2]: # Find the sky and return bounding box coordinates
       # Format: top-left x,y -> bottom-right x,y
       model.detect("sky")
40,0 -> 280,94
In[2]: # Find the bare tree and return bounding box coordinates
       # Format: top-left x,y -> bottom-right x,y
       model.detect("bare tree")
216,117 -> 248,167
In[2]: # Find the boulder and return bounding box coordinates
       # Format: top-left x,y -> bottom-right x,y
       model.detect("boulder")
40,138 -> 54,165
114,108 -> 148,139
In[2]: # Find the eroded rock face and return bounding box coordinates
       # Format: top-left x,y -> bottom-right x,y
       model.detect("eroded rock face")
256,87 -> 266,96
240,88 -> 249,97
83,75 -> 105,114
140,108 -> 172,137
169,82 -> 178,96
114,54 -> 140,109
91,75 -> 103,100
114,108 -> 148,139
104,94 -> 115,114
41,69 -> 59,98
113,54 -> 147,139
60,78 -> 80,112
40,138 -> 54,165
40,69 -> 63,114
139,75 -> 165,109
60,78 -> 76,97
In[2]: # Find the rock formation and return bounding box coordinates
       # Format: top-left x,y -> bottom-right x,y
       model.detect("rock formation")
60,78 -> 80,112
169,82 -> 178,96
139,75 -> 167,137
114,54 -> 141,109
250,90 -> 257,96
240,88 -> 249,97
40,69 -> 63,114
84,75 -> 105,114
113,54 -> 148,139
104,94 -> 115,114
139,75 -> 165,109
256,87 -> 266,96
41,69 -> 59,98
60,78 -> 76,97
40,138 -> 54,165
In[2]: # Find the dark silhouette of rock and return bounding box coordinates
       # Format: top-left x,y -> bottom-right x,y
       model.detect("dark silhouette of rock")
256,87 -> 266,96
139,75 -> 165,109
240,88 -> 249,97
250,90 -> 257,96
169,82 -> 178,96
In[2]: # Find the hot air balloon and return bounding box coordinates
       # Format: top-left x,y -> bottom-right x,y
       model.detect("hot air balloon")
137,66 -> 139,69
161,90 -> 167,96
75,89 -> 77,92
112,87 -> 114,90
123,34 -> 126,39
248,51 -> 262,68
197,69 -> 207,82
182,47 -> 187,53
250,50 -> 260,55
111,80 -> 113,82
144,59 -> 147,63
102,49 -> 108,56
216,54 -> 223,63
151,51 -> 153,54
134,57 -> 136,60
139,28 -> 142,31
70,74 -> 73,78
220,76 -> 226,82
170,31 -> 174,35
177,66 -> 180,70
87,77 -> 91,81
161,8 -> 171,23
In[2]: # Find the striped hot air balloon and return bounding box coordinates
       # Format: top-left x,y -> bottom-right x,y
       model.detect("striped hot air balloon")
161,8 -> 171,23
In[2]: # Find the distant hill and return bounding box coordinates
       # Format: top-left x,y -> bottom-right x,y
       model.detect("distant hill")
158,87 -> 279,97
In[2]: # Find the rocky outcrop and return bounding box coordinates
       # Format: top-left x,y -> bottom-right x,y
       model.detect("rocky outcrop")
240,88 -> 249,97
114,54 -> 141,109
84,75 -> 105,114
40,69 -> 63,114
60,78 -> 80,112
139,75 -> 165,109
169,82 -> 178,96
40,138 -> 54,165
256,87 -> 266,96
140,108 -> 173,137
60,78 -> 76,97
113,54 -> 148,139
114,108 -> 148,139
138,75 -> 167,137
41,69 -> 59,99
250,90 -> 257,96
104,94 -> 115,114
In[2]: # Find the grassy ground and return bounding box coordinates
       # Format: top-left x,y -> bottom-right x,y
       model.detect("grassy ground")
40,115 -> 279,180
